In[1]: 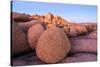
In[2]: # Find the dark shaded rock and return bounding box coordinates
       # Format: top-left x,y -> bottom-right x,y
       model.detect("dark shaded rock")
12,52 -> 44,66
61,53 -> 97,63
12,21 -> 32,57
69,37 -> 97,54
12,12 -> 31,22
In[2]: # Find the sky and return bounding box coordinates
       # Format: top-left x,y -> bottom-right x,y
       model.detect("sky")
12,1 -> 97,23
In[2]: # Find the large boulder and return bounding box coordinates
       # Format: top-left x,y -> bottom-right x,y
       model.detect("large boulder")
36,26 -> 71,63
12,21 -> 31,56
28,24 -> 44,49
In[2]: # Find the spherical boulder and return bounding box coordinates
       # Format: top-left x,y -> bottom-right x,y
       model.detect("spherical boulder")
36,26 -> 71,63
28,24 -> 44,49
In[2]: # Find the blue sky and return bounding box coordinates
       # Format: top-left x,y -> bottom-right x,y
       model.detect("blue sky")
12,1 -> 97,23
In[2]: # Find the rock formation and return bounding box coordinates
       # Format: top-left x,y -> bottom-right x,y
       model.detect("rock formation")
12,12 -> 31,22
28,24 -> 45,49
11,12 -> 97,66
36,26 -> 71,63
12,21 -> 32,57
31,13 -> 97,37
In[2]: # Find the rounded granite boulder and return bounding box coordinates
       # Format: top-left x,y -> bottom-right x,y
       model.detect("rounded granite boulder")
28,24 -> 44,49
36,26 -> 71,63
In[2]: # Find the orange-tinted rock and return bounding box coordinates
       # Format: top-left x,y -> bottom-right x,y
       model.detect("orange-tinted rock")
12,22 -> 31,56
52,16 -> 58,25
63,25 -> 78,37
28,24 -> 44,49
46,24 -> 56,28
31,13 -> 70,27
63,26 -> 70,35
75,25 -> 87,35
44,13 -> 53,24
36,26 -> 71,63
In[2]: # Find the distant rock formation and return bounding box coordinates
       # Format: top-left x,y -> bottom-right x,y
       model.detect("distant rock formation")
12,12 -> 31,22
31,13 -> 70,27
31,12 -> 97,37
